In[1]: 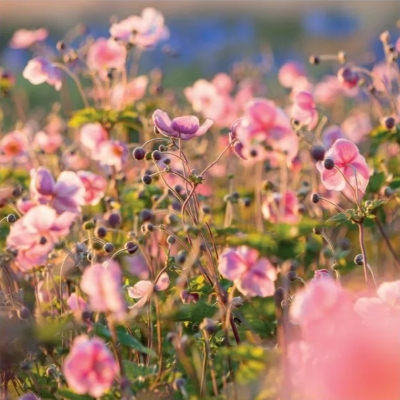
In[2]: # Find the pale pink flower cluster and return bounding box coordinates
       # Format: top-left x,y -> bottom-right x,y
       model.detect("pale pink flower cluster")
23,58 -> 62,90
10,28 -> 48,48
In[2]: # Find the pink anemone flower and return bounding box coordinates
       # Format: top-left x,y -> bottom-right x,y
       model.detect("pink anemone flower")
23,57 -> 62,90
218,246 -> 277,297
63,335 -> 119,398
152,109 -> 213,140
127,272 -> 170,309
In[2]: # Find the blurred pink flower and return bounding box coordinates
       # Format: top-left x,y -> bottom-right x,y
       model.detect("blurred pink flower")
110,8 -> 169,49
123,254 -> 149,279
10,28 -> 48,48
7,205 -> 76,272
0,130 -> 28,161
110,75 -> 148,109
321,125 -> 345,148
341,111 -> 371,144
212,72 -> 235,94
218,246 -> 276,297
236,98 -> 299,161
278,61 -> 306,88
229,119 -> 247,160
30,168 -> 85,213
152,109 -> 213,140
63,335 -> 119,397
87,38 -> 127,80
372,62 -> 398,92
127,272 -> 170,309
316,139 -> 370,196
34,130 -> 62,153
80,260 -> 126,321
23,57 -> 62,90
80,123 -> 108,152
92,140 -> 128,171
261,190 -> 300,224
67,293 -> 89,319
291,91 -> 318,129
77,170 -> 107,206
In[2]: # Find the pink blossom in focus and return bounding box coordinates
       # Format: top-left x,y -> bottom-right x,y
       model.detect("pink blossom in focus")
110,8 -> 169,49
316,139 -> 370,196
218,246 -> 276,297
261,190 -> 300,224
10,28 -> 48,48
127,272 -> 170,309
80,260 -> 126,321
77,171 -> 107,206
321,125 -> 345,148
291,91 -> 318,130
278,61 -> 306,88
23,57 -> 62,90
7,205 -> 76,272
153,109 -> 213,140
87,38 -> 127,80
63,335 -> 119,397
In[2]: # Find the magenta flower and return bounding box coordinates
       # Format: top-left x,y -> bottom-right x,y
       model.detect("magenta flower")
127,272 -> 170,309
80,260 -> 126,321
218,247 -> 277,297
291,91 -> 318,130
7,205 -> 77,272
30,168 -> 85,213
80,123 -> 108,152
10,28 -> 48,48
278,61 -> 306,88
261,190 -> 300,224
63,335 -> 119,398
23,57 -> 62,90
87,38 -> 127,80
110,8 -> 169,49
316,139 -> 370,195
77,171 -> 107,206
152,109 -> 213,140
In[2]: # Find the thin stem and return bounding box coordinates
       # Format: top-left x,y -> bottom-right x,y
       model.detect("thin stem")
358,222 -> 373,294
200,142 -> 232,177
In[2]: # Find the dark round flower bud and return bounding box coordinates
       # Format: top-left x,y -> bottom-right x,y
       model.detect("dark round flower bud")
324,158 -> 335,170
167,235 -> 176,245
382,116 -> 396,130
338,238 -> 351,251
288,270 -> 297,281
311,193 -> 320,203
108,212 -> 121,227
164,213 -> 179,225
159,145 -> 168,152
140,209 -> 153,222
262,180 -> 274,191
46,366 -> 57,377
6,214 -> 16,223
384,186 -> 395,197
202,205 -> 211,214
309,55 -> 320,65
142,174 -> 152,185
200,318 -> 217,335
39,236 -> 47,245
18,307 -> 30,320
56,41 -> 66,51
126,244 -> 139,254
174,185 -> 184,194
82,310 -> 91,321
310,145 -> 326,162
141,223 -> 154,234
163,158 -> 171,165
103,243 -> 115,253
83,220 -> 96,230
133,147 -> 146,160
151,150 -> 162,161
96,226 -> 107,238
241,197 -> 251,207
354,254 -> 364,265
250,149 -> 258,157
176,250 -> 187,264
313,226 -> 323,235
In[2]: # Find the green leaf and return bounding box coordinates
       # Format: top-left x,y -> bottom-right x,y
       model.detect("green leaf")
57,389 -> 93,400
326,213 -> 349,226
122,361 -> 157,381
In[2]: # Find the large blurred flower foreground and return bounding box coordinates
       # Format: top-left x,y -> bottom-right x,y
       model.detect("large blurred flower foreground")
289,278 -> 400,400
